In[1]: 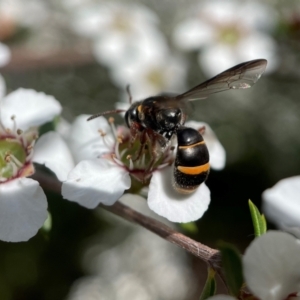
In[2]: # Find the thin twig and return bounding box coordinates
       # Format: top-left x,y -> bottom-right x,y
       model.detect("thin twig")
33,171 -> 224,282
101,201 -> 221,269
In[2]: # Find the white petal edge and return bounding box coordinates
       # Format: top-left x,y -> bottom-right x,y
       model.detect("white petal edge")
0,73 -> 6,100
33,131 -> 75,181
262,176 -> 300,228
0,42 -> 11,67
1,88 -> 62,131
148,166 -> 210,223
0,178 -> 48,242
62,159 -> 131,208
243,231 -> 300,300
185,121 -> 226,170
68,114 -> 114,163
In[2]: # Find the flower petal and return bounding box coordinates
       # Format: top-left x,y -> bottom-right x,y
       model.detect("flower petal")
1,88 -> 62,131
262,176 -> 300,228
0,42 -> 11,67
0,178 -> 47,242
68,115 -> 114,163
173,19 -> 215,51
148,166 -> 210,222
243,231 -> 300,300
185,121 -> 226,170
0,73 -> 6,100
33,131 -> 75,181
62,159 -> 131,208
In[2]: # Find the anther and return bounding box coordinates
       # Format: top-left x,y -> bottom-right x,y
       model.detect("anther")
98,129 -> 106,137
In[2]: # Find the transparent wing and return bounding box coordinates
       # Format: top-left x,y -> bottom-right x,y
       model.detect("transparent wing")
176,59 -> 267,102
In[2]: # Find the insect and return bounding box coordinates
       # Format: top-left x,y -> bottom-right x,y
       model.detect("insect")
88,59 -> 267,193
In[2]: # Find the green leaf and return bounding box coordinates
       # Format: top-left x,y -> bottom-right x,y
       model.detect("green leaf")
199,268 -> 216,300
218,242 -> 244,297
248,200 -> 267,237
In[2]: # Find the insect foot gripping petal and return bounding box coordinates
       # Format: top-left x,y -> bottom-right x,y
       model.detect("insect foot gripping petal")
173,127 -> 210,194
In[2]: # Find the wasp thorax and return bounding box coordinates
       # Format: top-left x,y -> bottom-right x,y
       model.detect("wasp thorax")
156,108 -> 182,130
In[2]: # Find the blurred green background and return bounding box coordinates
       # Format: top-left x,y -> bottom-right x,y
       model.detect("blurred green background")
0,0 -> 300,299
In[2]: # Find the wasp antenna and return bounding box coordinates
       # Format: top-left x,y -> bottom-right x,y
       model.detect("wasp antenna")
87,109 -> 126,121
126,85 -> 132,104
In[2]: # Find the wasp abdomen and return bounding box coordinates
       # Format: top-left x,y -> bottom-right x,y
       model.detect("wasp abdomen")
174,127 -> 210,194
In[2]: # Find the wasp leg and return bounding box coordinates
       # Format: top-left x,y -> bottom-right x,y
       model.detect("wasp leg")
126,85 -> 133,104
143,129 -> 166,174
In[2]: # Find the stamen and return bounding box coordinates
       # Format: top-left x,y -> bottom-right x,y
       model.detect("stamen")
112,155 -> 124,167
9,153 -> 24,168
10,115 -> 17,134
114,139 -> 121,159
141,153 -> 146,167
129,158 -> 134,170
98,129 -> 106,137
108,117 -> 117,139
120,149 -> 127,158
101,135 -> 112,150
157,162 -> 170,170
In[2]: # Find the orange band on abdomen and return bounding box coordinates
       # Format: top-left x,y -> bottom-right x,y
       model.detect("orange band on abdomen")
177,162 -> 210,175
178,140 -> 205,149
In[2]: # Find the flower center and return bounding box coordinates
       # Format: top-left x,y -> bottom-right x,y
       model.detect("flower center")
100,118 -> 174,183
146,68 -> 165,90
0,116 -> 37,182
112,12 -> 131,32
0,139 -> 26,179
218,26 -> 240,45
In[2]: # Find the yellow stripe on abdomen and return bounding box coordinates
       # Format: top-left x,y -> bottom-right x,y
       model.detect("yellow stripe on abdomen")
178,140 -> 205,149
177,162 -> 210,175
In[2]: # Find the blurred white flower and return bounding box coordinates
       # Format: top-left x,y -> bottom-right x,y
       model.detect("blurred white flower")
62,115 -> 225,222
0,78 -> 73,242
66,195 -> 197,300
243,231 -> 300,300
68,1 -> 168,69
0,43 -> 11,67
0,0 -> 49,33
112,54 -> 187,101
262,176 -> 300,228
173,0 -> 278,76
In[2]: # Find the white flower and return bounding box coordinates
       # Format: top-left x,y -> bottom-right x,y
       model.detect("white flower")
62,115 -> 226,222
206,231 -> 300,300
112,54 -> 187,101
0,43 -> 11,67
243,231 -> 300,300
0,78 -> 73,242
69,1 -> 167,70
173,0 -> 278,76
262,176 -> 300,229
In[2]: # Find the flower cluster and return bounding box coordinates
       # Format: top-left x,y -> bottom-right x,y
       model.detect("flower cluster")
66,1 -> 188,100
0,75 -> 74,242
173,0 -> 278,76
62,115 -> 226,223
